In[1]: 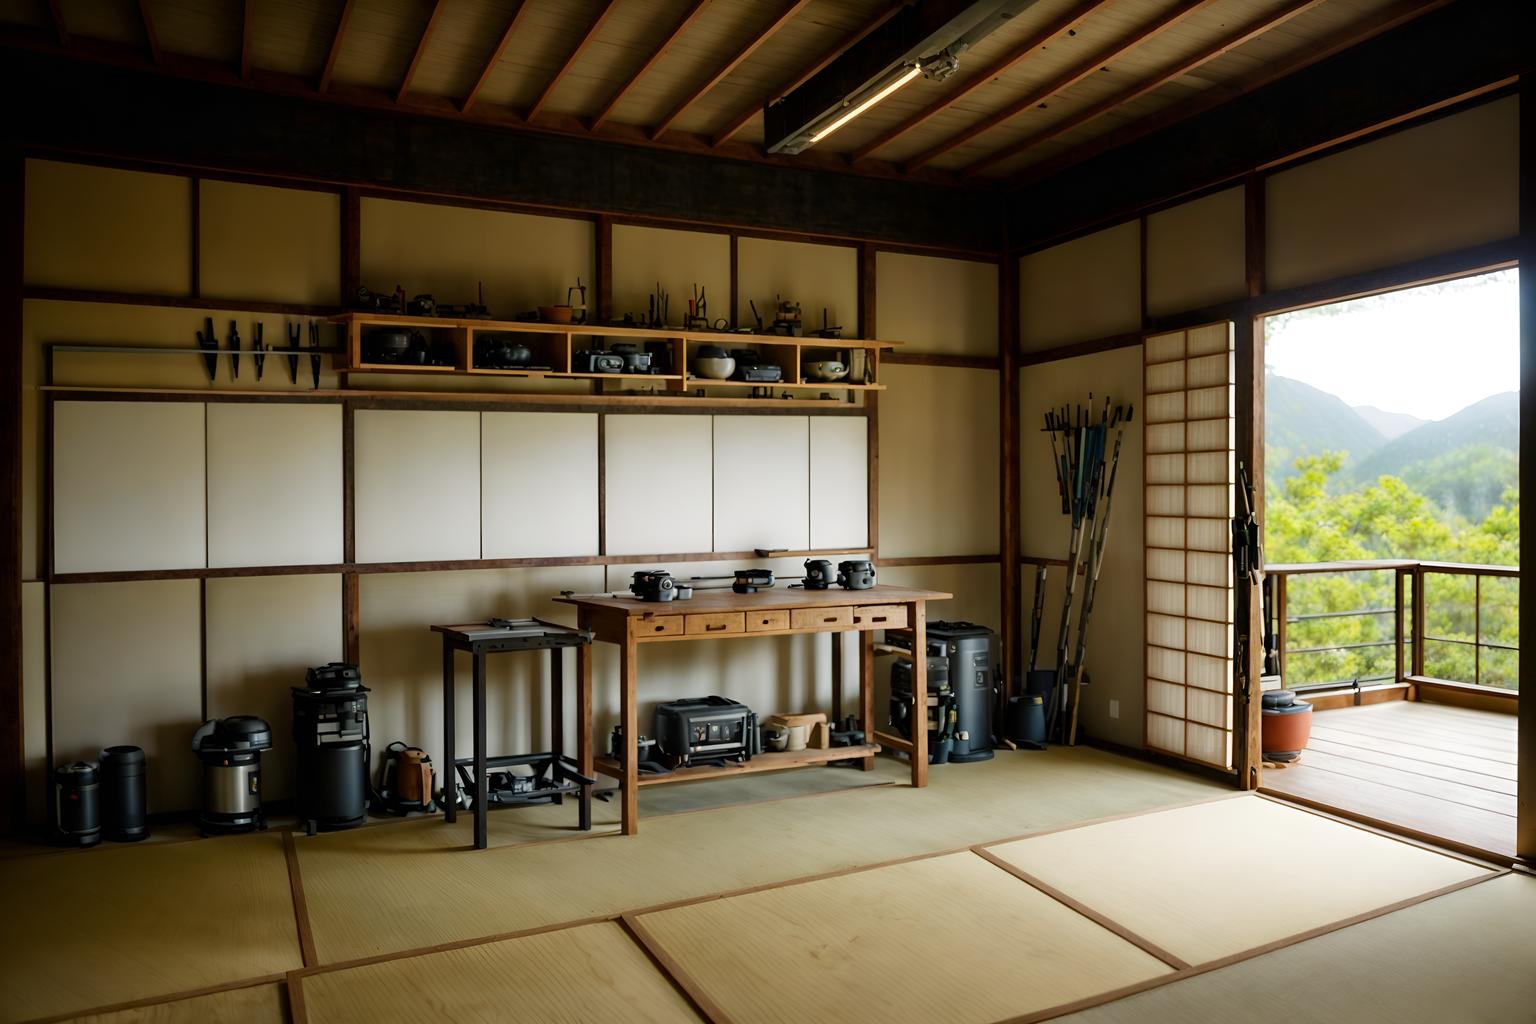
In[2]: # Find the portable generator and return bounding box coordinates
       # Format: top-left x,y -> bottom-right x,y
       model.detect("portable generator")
292,662 -> 370,833
654,696 -> 759,767
888,621 -> 996,763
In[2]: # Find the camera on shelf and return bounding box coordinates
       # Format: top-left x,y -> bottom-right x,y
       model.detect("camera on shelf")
573,350 -> 626,374
631,570 -> 678,602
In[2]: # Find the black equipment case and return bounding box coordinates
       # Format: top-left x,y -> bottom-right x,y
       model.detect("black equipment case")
654,696 -> 760,767
888,621 -> 996,763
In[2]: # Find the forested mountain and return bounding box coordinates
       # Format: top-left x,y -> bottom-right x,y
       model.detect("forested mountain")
1264,374 -> 1385,488
1352,405 -> 1426,440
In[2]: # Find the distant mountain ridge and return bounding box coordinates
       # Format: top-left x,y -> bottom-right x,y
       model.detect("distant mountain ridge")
1265,373 -> 1518,522
1352,405 -> 1426,440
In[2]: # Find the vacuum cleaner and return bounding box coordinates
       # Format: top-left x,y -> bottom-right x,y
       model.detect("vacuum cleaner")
292,662 -> 371,833
192,716 -> 273,835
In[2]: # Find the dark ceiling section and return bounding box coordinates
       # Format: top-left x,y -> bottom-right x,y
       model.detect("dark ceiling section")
1006,0 -> 1529,250
6,49 -> 999,253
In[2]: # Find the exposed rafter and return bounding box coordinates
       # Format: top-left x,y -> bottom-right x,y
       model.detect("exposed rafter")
397,0 -> 448,104
526,0 -> 621,122
240,0 -> 254,78
591,0 -> 713,132
962,0 -> 1328,178
1008,0 -> 1456,188
849,0 -> 1113,164
650,0 -> 812,141
905,0 -> 1218,171
709,0 -> 906,149
137,0 -> 161,65
318,0 -> 355,93
461,0 -> 530,113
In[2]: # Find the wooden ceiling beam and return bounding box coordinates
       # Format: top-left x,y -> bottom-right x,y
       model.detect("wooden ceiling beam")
241,0 -> 254,78
318,0 -> 355,93
1008,0 -> 1455,188
590,0 -> 713,132
904,0 -> 1218,171
709,0 -> 905,149
650,0 -> 812,141
848,0 -> 1114,164
526,0 -> 621,122
45,0 -> 67,48
397,0 -> 448,104
962,0 -> 1328,177
137,0 -> 161,65
461,1 -> 530,113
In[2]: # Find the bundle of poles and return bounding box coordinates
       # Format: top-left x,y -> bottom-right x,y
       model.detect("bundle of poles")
1033,395 -> 1133,745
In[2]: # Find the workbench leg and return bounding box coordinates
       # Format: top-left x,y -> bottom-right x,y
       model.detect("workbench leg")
832,632 -> 845,724
577,616 -> 593,832
473,650 -> 488,850
621,629 -> 639,836
550,647 -> 564,807
442,639 -> 456,823
910,602 -> 928,788
857,630 -> 876,772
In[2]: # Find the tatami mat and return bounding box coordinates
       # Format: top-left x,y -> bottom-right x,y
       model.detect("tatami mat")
985,795 -> 1493,966
1055,871 -> 1534,1023
0,832 -> 302,1023
299,921 -> 703,1023
60,984 -> 288,1024
295,748 -> 1222,964
633,852 -> 1171,1024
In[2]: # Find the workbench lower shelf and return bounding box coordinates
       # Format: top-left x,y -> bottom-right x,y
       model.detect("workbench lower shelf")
593,743 -> 881,787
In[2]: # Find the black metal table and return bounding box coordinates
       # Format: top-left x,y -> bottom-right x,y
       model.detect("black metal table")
432,617 -> 594,850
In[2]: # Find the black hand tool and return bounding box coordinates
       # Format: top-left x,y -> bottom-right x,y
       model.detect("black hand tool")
228,320 -> 241,380
286,324 -> 301,384
196,317 -> 218,382
253,322 -> 266,381
309,320 -> 321,389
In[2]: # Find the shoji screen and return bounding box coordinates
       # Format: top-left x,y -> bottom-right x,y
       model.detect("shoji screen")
1144,323 -> 1235,769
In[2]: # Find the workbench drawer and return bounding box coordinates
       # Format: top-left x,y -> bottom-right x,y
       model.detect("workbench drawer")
686,612 -> 745,636
746,610 -> 790,632
854,604 -> 907,629
637,614 -> 685,637
791,606 -> 854,630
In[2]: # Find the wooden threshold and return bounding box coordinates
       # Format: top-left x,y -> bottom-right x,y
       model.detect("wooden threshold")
593,744 -> 879,786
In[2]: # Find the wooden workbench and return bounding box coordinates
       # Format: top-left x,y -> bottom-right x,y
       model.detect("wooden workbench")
555,584 -> 951,835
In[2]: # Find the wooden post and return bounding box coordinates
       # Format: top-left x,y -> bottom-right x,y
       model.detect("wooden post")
1412,566 -> 1427,678
1394,568 -> 1405,683
858,629 -> 874,772
1234,312 -> 1263,790
620,623 -> 639,835
909,601 -> 928,788
576,610 -> 594,829
999,252 -> 1021,712
0,148 -> 21,832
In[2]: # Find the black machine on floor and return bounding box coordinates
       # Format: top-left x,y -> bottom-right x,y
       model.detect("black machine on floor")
292,662 -> 371,834
888,621 -> 996,764
654,696 -> 760,768
192,716 -> 273,835
99,745 -> 148,842
53,761 -> 101,847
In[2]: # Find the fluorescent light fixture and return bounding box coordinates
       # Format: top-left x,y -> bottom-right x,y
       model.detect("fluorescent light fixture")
808,63 -> 922,144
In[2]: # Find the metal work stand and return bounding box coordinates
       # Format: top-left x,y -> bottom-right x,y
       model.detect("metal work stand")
433,618 -> 595,850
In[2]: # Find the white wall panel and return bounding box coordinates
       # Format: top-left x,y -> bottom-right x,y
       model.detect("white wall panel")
199,181 -> 340,305
809,417 -> 869,549
714,416 -> 809,552
206,403 -> 343,568
53,401 -> 207,574
1146,187 -> 1245,316
51,581 -> 203,813
22,582 -> 47,825
205,574 -> 343,802
1019,222 -> 1140,351
1266,97 -> 1519,290
354,409 -> 480,563
875,252 -> 998,355
605,415 -> 713,555
737,237 -> 859,337
481,412 -> 599,558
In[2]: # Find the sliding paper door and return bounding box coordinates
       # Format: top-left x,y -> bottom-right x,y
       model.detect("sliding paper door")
1144,323 -> 1236,770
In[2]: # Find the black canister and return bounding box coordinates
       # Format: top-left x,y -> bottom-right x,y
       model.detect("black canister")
99,745 -> 149,842
53,761 -> 101,847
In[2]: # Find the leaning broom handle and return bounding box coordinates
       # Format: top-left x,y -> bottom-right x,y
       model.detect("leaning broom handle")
1066,416 -> 1129,744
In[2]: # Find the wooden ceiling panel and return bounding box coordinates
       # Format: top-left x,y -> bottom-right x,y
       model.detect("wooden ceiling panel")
405,0 -> 527,101
473,0 -> 600,111
0,2 -> 51,32
250,0 -> 343,78
533,0 -> 700,120
146,0 -> 242,64
56,1 -> 141,47
329,0 -> 435,92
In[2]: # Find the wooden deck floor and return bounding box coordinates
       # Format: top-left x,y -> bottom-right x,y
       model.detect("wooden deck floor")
1260,700 -> 1518,860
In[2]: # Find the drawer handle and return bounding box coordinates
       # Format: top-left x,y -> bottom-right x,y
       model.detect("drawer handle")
759,618 -> 772,625
705,623 -> 729,632
653,624 -> 667,632
869,615 -> 888,623
821,615 -> 838,623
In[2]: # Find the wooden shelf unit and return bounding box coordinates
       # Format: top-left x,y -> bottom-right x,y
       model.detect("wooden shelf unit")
593,743 -> 881,786
332,311 -> 894,391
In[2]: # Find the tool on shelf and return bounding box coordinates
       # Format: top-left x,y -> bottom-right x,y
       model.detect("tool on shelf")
308,320 -> 321,389
285,323 -> 301,384
227,320 -> 241,380
748,299 -> 763,332
810,307 -> 842,339
252,322 -> 266,381
770,295 -> 802,337
195,317 -> 217,382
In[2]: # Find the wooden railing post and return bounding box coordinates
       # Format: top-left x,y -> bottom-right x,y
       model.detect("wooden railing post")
1394,567 -> 1406,685
1274,572 -> 1288,686
1412,566 -> 1427,679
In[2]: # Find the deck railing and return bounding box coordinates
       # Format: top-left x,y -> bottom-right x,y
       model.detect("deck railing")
1263,560 -> 1519,695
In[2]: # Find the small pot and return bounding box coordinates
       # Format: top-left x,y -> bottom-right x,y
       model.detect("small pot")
538,305 -> 574,324
694,351 -> 736,380
802,360 -> 848,382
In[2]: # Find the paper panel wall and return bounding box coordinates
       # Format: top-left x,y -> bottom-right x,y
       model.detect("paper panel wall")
612,225 -> 730,325
482,412 -> 600,559
809,417 -> 869,549
1019,222 -> 1140,351
199,180 -> 341,305
713,416 -> 810,552
1146,187 -> 1246,317
875,252 -> 998,356
736,237 -> 859,337
605,415 -> 714,555
354,409 -> 481,563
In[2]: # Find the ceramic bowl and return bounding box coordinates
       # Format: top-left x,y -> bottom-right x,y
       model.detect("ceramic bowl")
538,305 -> 574,324
802,360 -> 848,381
694,356 -> 737,380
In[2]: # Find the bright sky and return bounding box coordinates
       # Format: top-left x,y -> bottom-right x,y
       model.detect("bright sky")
1263,268 -> 1520,421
